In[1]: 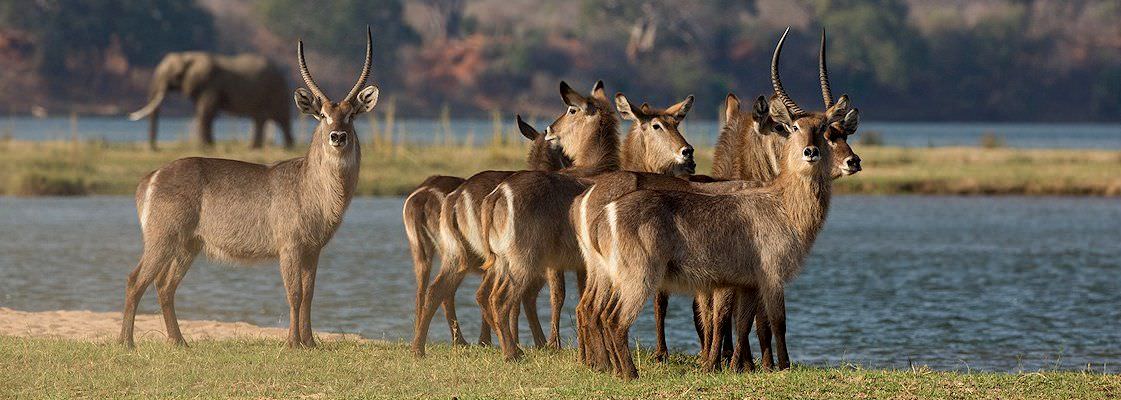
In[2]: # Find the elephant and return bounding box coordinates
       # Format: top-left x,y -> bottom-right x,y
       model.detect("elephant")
129,52 -> 294,150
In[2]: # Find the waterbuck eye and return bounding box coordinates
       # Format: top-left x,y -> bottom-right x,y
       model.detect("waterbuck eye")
568,107 -> 577,115
652,123 -> 662,130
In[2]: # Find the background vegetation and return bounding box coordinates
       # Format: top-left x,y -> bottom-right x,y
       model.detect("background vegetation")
1,0 -> 1118,121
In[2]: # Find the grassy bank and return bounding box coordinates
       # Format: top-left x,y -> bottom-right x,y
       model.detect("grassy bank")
1,336 -> 1117,399
1,139 -> 1119,196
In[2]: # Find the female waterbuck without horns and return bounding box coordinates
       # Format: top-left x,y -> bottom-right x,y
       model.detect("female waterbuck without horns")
574,37 -> 852,380
409,115 -> 571,356
118,28 -> 379,349
478,86 -> 697,361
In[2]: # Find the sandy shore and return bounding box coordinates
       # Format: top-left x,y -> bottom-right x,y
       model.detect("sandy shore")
0,307 -> 362,342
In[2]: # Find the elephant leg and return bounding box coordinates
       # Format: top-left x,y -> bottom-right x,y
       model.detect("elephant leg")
277,117 -> 295,148
148,108 -> 160,151
194,92 -> 219,147
251,118 -> 266,149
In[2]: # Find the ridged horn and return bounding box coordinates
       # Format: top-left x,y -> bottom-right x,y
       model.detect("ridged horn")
343,26 -> 374,104
297,39 -> 327,101
771,27 -> 804,115
820,28 -> 834,108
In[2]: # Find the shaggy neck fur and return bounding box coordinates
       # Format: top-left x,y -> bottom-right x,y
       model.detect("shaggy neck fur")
713,114 -> 783,182
299,130 -> 361,242
559,105 -> 620,176
526,137 -> 572,172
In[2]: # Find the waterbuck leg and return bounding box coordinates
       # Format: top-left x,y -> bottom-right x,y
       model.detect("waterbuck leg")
703,287 -> 734,372
546,269 -> 565,349
155,245 -> 197,346
764,287 -> 790,370
279,249 -> 304,348
298,249 -> 321,347
443,294 -> 469,346
695,290 -> 713,363
731,287 -> 758,373
522,277 -> 547,348
475,269 -> 495,346
412,262 -> 469,357
119,250 -> 164,348
756,307 -> 775,370
652,291 -> 669,362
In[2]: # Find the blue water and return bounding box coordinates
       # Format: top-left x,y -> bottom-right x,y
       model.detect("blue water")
2,116 -> 1118,149
1,195 -> 1118,372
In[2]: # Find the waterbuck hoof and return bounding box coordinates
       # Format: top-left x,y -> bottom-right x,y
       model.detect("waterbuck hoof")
412,346 -> 426,358
652,350 -> 668,363
504,348 -> 524,362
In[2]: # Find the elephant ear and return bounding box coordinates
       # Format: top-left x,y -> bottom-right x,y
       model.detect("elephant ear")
294,88 -> 322,118
179,55 -> 212,97
352,85 -> 379,114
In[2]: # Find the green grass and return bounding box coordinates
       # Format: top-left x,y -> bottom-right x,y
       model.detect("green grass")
1,138 -> 1119,196
1,336 -> 1117,399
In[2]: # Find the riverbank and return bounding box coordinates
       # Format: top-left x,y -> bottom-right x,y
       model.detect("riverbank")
2,139 -> 1119,196
0,308 -> 1117,398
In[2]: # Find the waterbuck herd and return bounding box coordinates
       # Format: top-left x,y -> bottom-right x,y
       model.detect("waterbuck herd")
118,26 -> 863,380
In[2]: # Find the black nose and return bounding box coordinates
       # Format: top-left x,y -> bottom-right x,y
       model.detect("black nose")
330,131 -> 346,142
803,147 -> 819,158
681,146 -> 694,159
847,155 -> 862,170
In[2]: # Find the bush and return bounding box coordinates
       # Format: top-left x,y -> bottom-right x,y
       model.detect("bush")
857,130 -> 884,146
979,132 -> 1006,149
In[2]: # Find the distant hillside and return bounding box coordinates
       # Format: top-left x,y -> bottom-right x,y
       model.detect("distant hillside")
0,0 -> 1118,121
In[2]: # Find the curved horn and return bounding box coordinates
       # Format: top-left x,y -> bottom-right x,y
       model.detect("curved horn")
819,28 -> 834,108
343,26 -> 373,104
297,39 -> 328,101
771,27 -> 804,115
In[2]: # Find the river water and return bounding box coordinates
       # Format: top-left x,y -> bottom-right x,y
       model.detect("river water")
3,116 -> 1120,149
1,195 -> 1118,372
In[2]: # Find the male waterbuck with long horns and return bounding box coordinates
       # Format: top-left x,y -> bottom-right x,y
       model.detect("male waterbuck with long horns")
118,28 -> 379,349
409,115 -> 571,356
701,28 -> 862,373
478,88 -> 698,361
574,29 -> 853,379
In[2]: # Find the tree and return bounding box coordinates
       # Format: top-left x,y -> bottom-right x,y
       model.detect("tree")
257,0 -> 419,88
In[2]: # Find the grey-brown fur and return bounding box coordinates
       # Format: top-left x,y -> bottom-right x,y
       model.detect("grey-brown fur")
409,115 -> 572,356
478,84 -> 699,361
575,93 -> 850,379
117,29 -> 378,349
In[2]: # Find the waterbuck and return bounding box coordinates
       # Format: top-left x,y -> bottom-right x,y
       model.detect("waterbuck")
478,88 -> 698,361
409,114 -> 571,356
701,28 -> 862,373
117,29 -> 378,348
574,30 -> 852,379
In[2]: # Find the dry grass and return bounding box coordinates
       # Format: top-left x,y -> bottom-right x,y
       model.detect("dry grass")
0,138 -> 1118,196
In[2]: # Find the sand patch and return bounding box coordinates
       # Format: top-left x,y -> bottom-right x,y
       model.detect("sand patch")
0,307 -> 362,343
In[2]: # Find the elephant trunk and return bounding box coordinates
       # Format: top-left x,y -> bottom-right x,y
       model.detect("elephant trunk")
128,87 -> 167,121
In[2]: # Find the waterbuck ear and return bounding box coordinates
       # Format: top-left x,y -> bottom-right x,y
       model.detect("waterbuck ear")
751,95 -> 768,121
665,95 -> 694,120
559,81 -> 587,111
842,108 -> 860,135
614,92 -> 645,122
353,85 -> 380,114
590,80 -> 608,102
723,93 -> 741,122
825,94 -> 850,124
768,96 -> 794,128
515,114 -> 539,140
294,88 -> 322,118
